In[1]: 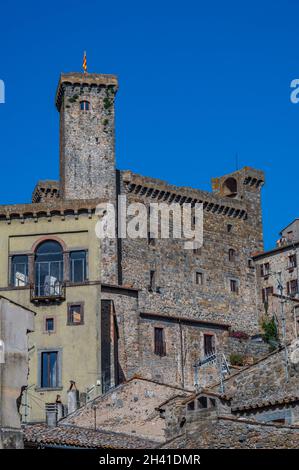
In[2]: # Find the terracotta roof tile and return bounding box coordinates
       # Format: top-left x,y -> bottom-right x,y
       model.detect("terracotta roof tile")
23,424 -> 157,449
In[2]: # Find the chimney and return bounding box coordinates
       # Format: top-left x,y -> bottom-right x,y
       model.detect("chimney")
45,403 -> 58,427
45,396 -> 65,427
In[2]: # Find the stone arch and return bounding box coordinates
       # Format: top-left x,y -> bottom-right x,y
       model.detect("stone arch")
31,235 -> 67,253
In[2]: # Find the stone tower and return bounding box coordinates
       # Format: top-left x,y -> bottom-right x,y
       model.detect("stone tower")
55,72 -> 118,201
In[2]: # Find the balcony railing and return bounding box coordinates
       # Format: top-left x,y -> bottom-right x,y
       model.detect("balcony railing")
30,281 -> 66,303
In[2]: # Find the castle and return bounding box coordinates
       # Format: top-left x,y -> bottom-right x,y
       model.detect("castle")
1,71 -> 298,442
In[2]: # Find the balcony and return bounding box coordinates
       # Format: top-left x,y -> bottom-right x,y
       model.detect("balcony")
30,281 -> 66,304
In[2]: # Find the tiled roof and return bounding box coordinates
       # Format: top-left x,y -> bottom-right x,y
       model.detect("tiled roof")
23,424 -> 157,449
232,395 -> 299,412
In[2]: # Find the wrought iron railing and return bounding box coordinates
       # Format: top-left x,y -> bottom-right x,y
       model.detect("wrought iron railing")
30,281 -> 66,302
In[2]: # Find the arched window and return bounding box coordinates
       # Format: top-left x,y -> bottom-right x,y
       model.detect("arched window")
35,240 -> 64,297
222,177 -> 238,198
80,100 -> 90,111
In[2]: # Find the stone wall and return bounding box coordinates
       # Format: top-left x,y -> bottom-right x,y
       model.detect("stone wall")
162,414 -> 299,449
60,377 -> 191,442
212,345 -> 299,409
224,335 -> 270,362
254,243 -> 299,343
119,167 -> 264,335
57,73 -> 118,203
138,314 -> 229,389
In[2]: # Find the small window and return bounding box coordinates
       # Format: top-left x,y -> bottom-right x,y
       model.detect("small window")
70,251 -> 87,283
149,270 -> 156,291
45,318 -> 55,333
195,271 -> 203,285
11,255 -> 29,286
209,398 -> 216,408
154,327 -> 166,356
248,258 -> 254,268
262,286 -> 273,303
41,351 -> 59,388
68,303 -> 84,325
228,249 -> 236,262
230,279 -> 239,294
80,100 -> 90,111
227,224 -> 233,233
260,262 -> 270,277
287,280 -> 298,296
204,334 -> 215,356
187,401 -> 195,411
289,254 -> 297,269
198,396 -> 208,409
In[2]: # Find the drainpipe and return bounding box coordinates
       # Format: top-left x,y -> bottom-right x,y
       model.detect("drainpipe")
179,320 -> 184,389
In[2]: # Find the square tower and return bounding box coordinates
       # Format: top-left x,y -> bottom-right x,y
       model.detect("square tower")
55,72 -> 118,201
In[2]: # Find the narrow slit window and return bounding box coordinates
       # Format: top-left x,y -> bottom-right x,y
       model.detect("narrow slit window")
230,279 -> 239,294
149,270 -> 156,291
204,334 -> 215,356
228,248 -> 236,262
154,327 -> 166,356
195,271 -> 203,285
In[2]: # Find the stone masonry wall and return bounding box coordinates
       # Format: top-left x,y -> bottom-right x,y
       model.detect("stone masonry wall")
162,414 -> 299,449
138,315 -> 228,389
61,378 -> 191,442
212,345 -> 299,409
254,245 -> 299,343
58,73 -> 118,203
119,168 -> 264,335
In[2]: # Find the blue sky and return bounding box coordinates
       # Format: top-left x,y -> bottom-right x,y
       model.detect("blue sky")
0,0 -> 298,249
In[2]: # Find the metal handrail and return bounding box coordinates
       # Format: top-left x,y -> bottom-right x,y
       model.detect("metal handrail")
30,281 -> 66,302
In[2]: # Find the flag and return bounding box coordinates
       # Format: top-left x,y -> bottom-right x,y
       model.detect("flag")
82,51 -> 87,73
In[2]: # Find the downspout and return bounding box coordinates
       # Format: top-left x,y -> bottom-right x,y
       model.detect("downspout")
115,169 -> 123,286
179,320 -> 184,389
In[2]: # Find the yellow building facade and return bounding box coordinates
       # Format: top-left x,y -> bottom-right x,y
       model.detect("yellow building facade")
0,203 -> 102,422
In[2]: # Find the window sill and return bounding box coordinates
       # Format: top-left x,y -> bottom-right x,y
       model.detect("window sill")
35,387 -> 63,392
0,285 -> 30,291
